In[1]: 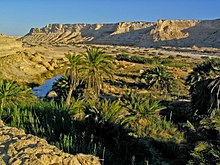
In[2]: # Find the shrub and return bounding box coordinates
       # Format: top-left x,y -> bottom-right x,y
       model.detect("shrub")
116,54 -> 130,61
140,66 -> 176,93
129,56 -> 146,64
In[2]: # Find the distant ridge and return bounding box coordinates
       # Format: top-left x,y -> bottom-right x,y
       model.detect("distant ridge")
22,19 -> 220,48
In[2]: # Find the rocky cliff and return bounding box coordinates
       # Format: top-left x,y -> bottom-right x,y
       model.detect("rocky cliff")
22,20 -> 220,48
0,120 -> 100,165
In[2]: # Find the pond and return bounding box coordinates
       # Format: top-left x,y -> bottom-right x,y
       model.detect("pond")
32,75 -> 62,97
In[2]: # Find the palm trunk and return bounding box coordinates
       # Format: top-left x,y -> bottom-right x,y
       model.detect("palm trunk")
66,69 -> 74,107
66,86 -> 74,107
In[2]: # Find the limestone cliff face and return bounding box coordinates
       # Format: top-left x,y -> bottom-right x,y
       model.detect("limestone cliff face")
150,20 -> 200,41
22,20 -> 220,48
22,22 -> 154,45
148,19 -> 220,47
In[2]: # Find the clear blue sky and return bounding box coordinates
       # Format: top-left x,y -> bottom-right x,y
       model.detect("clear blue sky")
0,0 -> 219,36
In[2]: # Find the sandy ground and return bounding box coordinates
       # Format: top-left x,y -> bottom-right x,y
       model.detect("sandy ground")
0,34 -> 220,85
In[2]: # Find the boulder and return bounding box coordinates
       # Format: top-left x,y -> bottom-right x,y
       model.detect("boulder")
0,120 -> 100,165
46,90 -> 58,98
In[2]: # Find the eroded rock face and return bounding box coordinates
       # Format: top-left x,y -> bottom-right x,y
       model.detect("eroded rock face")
150,20 -> 200,41
0,121 -> 100,165
22,22 -> 155,46
22,20 -> 220,48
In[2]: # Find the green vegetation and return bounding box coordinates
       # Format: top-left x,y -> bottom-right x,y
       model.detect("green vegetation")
140,66 -> 176,93
186,58 -> 220,86
0,48 -> 219,165
65,52 -> 84,106
0,80 -> 34,116
116,53 -> 190,68
83,48 -> 116,98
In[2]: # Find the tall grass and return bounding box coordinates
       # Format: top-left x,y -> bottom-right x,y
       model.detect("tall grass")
1,99 -> 150,164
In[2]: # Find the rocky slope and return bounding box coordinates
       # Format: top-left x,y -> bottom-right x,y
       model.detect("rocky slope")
0,34 -> 23,56
0,34 -> 66,84
0,120 -> 100,165
22,19 -> 220,48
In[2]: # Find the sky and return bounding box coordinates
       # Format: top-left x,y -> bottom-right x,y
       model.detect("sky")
0,0 -> 219,36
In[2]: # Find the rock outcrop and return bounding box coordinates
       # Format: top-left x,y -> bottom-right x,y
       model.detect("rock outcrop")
22,22 -> 154,46
22,19 -> 220,48
0,34 -> 23,57
0,120 -> 100,165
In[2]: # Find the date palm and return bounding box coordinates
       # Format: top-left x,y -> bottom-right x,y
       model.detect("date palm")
65,52 -> 84,107
52,75 -> 85,101
141,65 -> 175,93
52,75 -> 69,99
186,59 -> 220,86
190,77 -> 220,117
83,47 -> 115,98
0,80 -> 33,117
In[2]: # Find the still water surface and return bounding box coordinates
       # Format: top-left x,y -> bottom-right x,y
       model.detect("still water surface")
32,75 -> 62,97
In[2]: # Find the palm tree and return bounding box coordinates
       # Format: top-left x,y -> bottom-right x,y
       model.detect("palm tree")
0,80 -> 33,117
52,75 -> 69,99
65,52 -> 84,107
186,58 -> 220,86
140,65 -> 175,93
190,77 -> 220,117
122,91 -> 164,117
52,75 -> 85,101
83,47 -> 115,98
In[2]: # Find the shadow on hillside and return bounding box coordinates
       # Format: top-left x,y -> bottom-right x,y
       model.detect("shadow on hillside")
3,105 -> 149,165
156,20 -> 220,48
115,73 -> 139,79
104,79 -> 147,89
85,24 -> 156,46
2,97 -> 194,165
84,20 -> 220,48
160,99 -> 191,124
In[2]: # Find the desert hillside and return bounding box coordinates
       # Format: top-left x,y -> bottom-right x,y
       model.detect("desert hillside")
22,19 -> 220,48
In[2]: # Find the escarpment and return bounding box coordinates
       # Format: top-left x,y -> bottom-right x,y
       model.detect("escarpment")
22,22 -> 155,46
22,20 -> 220,48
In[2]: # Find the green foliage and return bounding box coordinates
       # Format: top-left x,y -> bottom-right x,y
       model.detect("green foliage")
190,77 -> 220,117
186,59 -> 220,86
188,141 -> 220,165
83,98 -> 149,164
53,47 -> 116,102
52,75 -> 69,98
200,111 -> 220,132
121,91 -> 183,143
84,99 -> 129,125
65,52 -> 84,106
188,112 -> 220,164
122,91 -> 164,118
140,66 -> 176,93
83,47 -> 116,98
129,56 -> 147,64
115,54 -> 129,61
187,62 -> 220,164
1,98 -> 150,165
52,75 -> 85,101
167,55 -> 175,59
0,80 -> 34,117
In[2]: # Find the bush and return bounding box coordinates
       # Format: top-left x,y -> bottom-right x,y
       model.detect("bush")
167,55 -> 175,59
115,54 -> 129,61
129,56 -> 146,64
